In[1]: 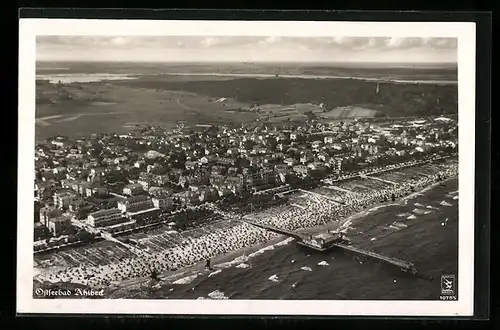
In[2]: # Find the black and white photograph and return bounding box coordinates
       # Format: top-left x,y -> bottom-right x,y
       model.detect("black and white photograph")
17,19 -> 476,316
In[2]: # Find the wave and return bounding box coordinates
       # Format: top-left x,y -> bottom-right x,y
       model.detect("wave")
412,208 -> 432,215
301,266 -> 312,272
407,215 -> 417,220
370,237 -> 377,241
339,219 -> 352,231
318,261 -> 330,266
453,195 -> 459,200
426,205 -> 440,210
275,237 -> 295,247
268,274 -> 279,282
212,239 -> 292,272
248,245 -> 275,258
397,213 -> 411,217
208,270 -> 222,278
235,263 -> 250,269
172,274 -> 199,285
217,255 -> 250,269
414,203 -> 425,208
208,290 -> 228,299
440,200 -> 453,207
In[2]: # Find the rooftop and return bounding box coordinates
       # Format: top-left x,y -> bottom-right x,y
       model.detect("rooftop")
127,207 -> 160,217
90,208 -> 121,217
124,195 -> 150,204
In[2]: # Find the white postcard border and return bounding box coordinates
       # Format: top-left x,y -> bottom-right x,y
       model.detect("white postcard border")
18,19 -> 476,316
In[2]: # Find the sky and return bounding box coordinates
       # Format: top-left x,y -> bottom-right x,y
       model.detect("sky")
36,36 -> 458,63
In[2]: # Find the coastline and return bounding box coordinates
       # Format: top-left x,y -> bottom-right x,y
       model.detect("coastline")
105,234 -> 290,298
104,175 -> 457,298
36,72 -> 458,85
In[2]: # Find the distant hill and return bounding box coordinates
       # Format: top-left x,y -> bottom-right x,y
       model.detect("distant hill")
120,77 -> 457,117
323,106 -> 383,118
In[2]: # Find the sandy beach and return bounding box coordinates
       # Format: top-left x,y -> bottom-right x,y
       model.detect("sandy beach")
103,175 -> 456,298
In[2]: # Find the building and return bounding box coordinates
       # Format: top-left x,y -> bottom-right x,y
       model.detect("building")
62,180 -> 108,197
293,165 -> 309,176
148,186 -> 173,197
274,164 -> 290,175
117,195 -> 154,213
152,196 -> 174,210
311,140 -> 322,149
39,206 -> 62,227
216,157 -> 236,166
47,215 -> 72,236
153,174 -> 170,186
35,181 -> 57,200
52,166 -> 67,175
209,174 -> 226,186
87,208 -> 124,227
333,158 -> 343,173
307,162 -> 325,171
246,169 -> 276,187
137,173 -> 155,190
68,199 -> 95,219
225,176 -> 245,194
51,140 -> 65,148
85,184 -> 108,197
53,191 -> 77,209
179,173 -> 209,188
123,183 -> 144,196
198,187 -> 219,202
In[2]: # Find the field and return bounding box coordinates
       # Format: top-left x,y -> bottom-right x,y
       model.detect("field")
35,81 -> 257,140
323,106 -> 382,118
35,61 -> 458,140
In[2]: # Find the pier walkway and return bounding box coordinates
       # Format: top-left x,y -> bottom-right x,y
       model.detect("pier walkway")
243,220 -> 418,274
332,242 -> 417,274
241,219 -> 306,241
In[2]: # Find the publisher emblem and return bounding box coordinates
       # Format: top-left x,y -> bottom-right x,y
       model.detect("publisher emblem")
440,274 -> 456,295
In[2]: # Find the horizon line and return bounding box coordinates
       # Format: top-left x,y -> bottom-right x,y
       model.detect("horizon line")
36,60 -> 458,65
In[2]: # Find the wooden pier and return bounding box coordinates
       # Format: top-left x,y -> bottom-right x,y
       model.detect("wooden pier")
331,242 -> 418,274
243,220 -> 418,275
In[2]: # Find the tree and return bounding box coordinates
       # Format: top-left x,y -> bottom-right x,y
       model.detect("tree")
76,229 -> 96,242
67,235 -> 77,243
